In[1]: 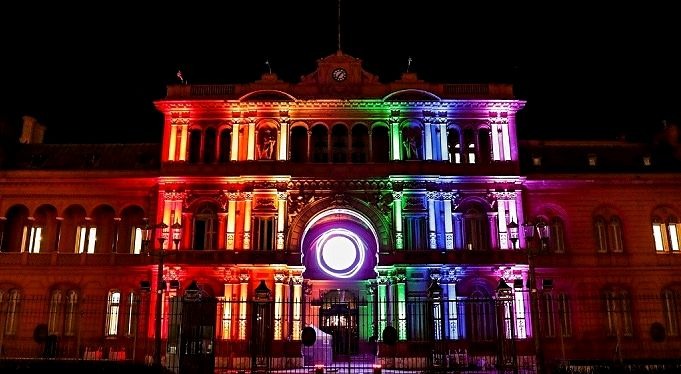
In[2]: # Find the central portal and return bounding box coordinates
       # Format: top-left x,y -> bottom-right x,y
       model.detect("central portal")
320,289 -> 359,357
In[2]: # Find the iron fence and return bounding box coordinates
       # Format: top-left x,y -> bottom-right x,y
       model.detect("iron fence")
1,293 -> 681,373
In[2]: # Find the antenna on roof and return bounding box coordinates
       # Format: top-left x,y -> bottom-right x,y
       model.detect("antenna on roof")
337,0 -> 342,51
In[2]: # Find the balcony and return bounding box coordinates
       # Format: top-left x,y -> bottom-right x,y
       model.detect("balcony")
161,160 -> 520,178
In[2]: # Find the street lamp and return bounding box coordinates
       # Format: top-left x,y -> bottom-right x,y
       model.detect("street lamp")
146,221 -> 182,368
522,220 -> 550,374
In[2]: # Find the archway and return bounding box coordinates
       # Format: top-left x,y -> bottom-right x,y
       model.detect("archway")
300,208 -> 378,280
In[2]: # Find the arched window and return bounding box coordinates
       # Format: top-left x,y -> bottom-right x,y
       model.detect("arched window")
48,290 -> 63,335
218,128 -> 232,163
311,125 -> 328,163
105,290 -> 121,336
256,126 -> 277,160
204,127 -> 217,163
351,124 -> 369,163
331,124 -> 348,163
604,288 -> 633,337
610,217 -> 624,253
593,209 -> 624,253
5,289 -> 21,336
466,288 -> 495,341
463,129 -> 476,164
558,293 -> 572,337
371,126 -> 389,162
401,124 -> 422,160
447,128 -> 461,163
188,129 -> 202,163
550,217 -> 566,253
119,205 -> 145,254
48,289 -> 79,336
126,292 -> 141,337
478,128 -> 491,163
463,206 -> 488,250
652,207 -> 680,253
64,290 -> 78,336
662,288 -> 680,337
290,126 -> 308,163
595,216 -> 608,253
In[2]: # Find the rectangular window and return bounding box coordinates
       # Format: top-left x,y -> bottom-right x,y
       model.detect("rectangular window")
403,216 -> 427,250
514,291 -> 527,339
105,291 -> 121,336
543,294 -> 556,338
253,216 -> 275,251
64,291 -> 78,336
558,293 -> 572,337
126,293 -> 139,336
407,298 -> 430,340
48,291 -> 63,335
606,291 -> 632,337
5,290 -> 20,336
26,227 -> 42,253
663,290 -> 679,336
610,220 -> 623,253
653,222 -> 666,252
467,143 -> 476,164
76,226 -> 97,253
131,227 -> 143,254
669,223 -> 679,251
551,221 -> 565,253
596,220 -> 608,253
433,300 -> 443,340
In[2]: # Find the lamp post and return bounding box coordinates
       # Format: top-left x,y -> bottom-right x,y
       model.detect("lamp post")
145,221 -> 182,368
522,220 -> 549,374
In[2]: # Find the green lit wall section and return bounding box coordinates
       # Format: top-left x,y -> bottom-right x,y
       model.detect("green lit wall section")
397,280 -> 407,340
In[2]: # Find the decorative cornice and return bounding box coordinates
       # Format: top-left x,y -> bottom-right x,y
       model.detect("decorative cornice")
157,99 -> 526,113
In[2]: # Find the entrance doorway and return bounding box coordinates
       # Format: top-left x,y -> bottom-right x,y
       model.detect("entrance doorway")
320,289 -> 359,357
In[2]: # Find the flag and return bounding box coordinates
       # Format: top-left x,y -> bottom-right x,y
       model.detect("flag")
407,57 -> 413,72
265,59 -> 272,74
176,69 -> 184,82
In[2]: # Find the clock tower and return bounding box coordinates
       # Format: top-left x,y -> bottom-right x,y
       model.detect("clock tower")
298,50 -> 380,97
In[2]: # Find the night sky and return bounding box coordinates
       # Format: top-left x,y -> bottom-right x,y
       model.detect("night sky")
1,2 -> 679,144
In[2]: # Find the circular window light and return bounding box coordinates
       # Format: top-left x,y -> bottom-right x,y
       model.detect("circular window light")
322,236 -> 356,271
315,228 -> 365,278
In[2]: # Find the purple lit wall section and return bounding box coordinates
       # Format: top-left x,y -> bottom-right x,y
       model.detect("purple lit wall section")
301,209 -> 379,280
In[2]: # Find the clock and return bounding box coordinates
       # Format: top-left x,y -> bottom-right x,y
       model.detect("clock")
332,68 -> 347,82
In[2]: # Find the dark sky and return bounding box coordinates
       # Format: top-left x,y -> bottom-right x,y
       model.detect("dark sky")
1,2 -> 679,144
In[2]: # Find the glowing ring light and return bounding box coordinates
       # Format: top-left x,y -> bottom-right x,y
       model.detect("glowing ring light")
315,228 -> 365,278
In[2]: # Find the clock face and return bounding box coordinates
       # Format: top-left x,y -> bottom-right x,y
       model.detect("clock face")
332,68 -> 347,82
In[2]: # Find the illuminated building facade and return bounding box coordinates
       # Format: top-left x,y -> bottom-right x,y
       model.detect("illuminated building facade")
0,52 -> 680,372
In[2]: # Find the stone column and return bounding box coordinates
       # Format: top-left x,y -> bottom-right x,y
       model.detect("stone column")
393,191 -> 403,250
277,192 -> 287,250
442,192 -> 454,250
427,191 -> 438,250
274,273 -> 285,340
291,275 -> 303,340
242,192 -> 253,250
238,273 -> 250,340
